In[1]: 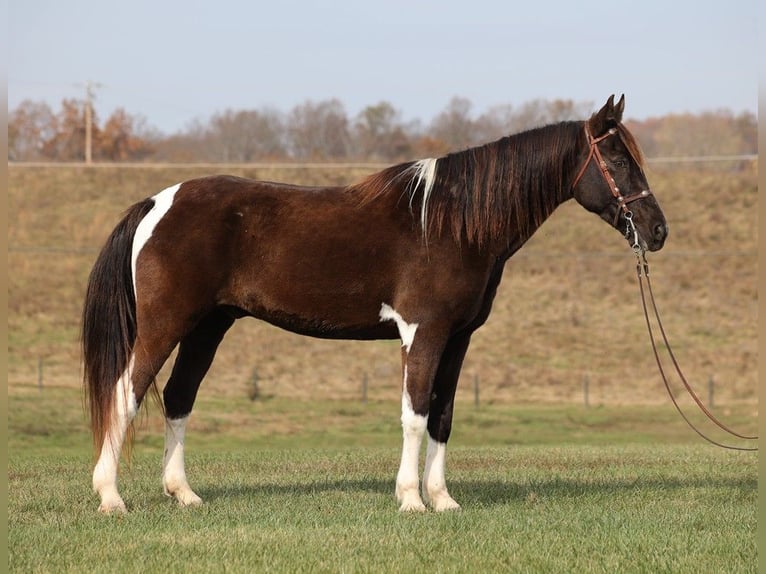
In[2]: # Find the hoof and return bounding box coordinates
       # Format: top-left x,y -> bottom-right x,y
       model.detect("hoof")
397,489 -> 427,512
98,498 -> 127,514
176,492 -> 203,508
431,496 -> 461,512
399,500 -> 427,512
165,484 -> 203,507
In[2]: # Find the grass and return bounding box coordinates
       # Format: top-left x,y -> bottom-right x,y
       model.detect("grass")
9,447 -> 758,573
7,387 -> 759,573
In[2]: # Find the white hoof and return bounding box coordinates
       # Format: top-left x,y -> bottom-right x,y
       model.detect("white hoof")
399,499 -> 427,512
430,493 -> 461,512
164,483 -> 203,507
175,489 -> 203,507
397,487 -> 427,512
98,492 -> 127,514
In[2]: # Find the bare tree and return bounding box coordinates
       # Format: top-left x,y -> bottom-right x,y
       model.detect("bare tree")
208,108 -> 286,162
287,99 -> 350,159
8,100 -> 57,161
428,96 -> 476,151
474,103 -> 516,143
506,98 -> 592,133
352,101 -> 412,161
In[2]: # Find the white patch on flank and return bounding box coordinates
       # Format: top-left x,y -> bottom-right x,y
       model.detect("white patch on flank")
408,158 -> 438,233
379,303 -> 418,353
423,436 -> 460,511
163,416 -> 202,507
396,389 -> 428,511
131,183 -> 182,298
92,355 -> 137,513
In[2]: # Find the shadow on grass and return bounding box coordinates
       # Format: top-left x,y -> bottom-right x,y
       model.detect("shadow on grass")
198,474 -> 756,508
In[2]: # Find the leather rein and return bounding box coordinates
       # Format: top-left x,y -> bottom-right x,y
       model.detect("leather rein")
573,123 -> 758,451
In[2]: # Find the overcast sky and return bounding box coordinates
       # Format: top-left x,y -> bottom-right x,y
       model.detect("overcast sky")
8,0 -> 758,134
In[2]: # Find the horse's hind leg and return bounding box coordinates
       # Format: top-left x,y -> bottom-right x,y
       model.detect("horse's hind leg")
93,336 -> 177,513
162,309 -> 235,507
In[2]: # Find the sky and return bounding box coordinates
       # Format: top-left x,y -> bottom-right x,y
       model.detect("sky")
7,0 -> 759,135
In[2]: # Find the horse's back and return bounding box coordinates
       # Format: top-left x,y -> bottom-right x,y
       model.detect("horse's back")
134,175 -> 409,339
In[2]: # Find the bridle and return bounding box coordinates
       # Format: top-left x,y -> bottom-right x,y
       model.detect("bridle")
571,123 -> 652,235
572,123 -> 757,451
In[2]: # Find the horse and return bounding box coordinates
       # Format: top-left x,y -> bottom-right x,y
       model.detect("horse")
82,95 -> 668,513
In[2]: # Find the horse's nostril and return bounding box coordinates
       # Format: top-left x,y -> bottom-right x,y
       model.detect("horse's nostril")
654,223 -> 668,241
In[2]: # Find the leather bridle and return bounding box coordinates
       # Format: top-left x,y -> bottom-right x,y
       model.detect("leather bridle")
571,123 -> 652,227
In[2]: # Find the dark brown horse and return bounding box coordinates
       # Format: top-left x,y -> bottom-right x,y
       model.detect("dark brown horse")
83,95 -> 667,513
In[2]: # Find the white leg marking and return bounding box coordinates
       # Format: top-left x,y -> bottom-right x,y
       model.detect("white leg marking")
380,304 -> 426,510
163,416 -> 203,507
131,183 -> 182,298
379,303 -> 418,353
395,386 -> 427,512
92,356 -> 137,513
409,158 -> 438,233
423,437 -> 461,511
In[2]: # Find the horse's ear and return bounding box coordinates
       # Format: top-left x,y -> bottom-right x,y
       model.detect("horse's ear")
588,94 -> 623,136
614,94 -> 625,121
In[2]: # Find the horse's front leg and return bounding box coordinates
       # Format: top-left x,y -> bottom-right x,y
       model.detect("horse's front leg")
396,371 -> 429,512
381,304 -> 447,512
422,332 -> 472,511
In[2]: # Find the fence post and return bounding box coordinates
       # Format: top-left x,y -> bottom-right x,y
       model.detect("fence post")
473,374 -> 480,408
248,367 -> 260,401
583,374 -> 590,408
38,357 -> 44,391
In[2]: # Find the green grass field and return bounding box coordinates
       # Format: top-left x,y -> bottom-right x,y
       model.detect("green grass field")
8,387 -> 758,573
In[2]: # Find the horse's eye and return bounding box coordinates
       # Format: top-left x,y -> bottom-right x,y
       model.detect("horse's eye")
614,158 -> 629,169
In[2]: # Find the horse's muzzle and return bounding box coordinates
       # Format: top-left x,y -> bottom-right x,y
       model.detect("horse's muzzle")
646,222 -> 668,252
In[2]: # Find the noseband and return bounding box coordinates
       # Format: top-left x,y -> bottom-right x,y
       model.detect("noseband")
571,123 -> 652,228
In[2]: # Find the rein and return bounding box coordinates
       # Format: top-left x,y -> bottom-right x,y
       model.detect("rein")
574,123 -> 756,450
626,219 -> 758,452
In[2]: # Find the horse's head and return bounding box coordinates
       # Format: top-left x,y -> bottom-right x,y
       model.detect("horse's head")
572,95 -> 668,252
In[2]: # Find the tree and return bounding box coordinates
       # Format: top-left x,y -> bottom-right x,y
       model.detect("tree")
651,111 -> 753,158
39,98 -> 94,161
208,108 -> 286,162
505,98 -> 592,133
428,96 -> 476,150
8,100 -> 56,161
287,99 -> 350,159
98,108 -> 156,161
474,104 -> 516,143
352,101 -> 412,161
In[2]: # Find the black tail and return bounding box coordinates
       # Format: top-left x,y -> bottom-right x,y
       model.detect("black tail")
82,199 -> 154,457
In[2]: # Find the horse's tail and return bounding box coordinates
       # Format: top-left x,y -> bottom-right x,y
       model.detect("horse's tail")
82,199 -> 155,458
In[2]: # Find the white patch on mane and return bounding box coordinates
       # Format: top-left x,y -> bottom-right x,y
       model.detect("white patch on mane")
379,303 -> 418,353
408,158 -> 438,234
131,183 -> 181,298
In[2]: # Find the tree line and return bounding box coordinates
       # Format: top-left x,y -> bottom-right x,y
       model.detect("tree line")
8,96 -> 757,163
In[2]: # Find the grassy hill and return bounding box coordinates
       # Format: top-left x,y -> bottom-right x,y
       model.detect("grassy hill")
7,163 -> 758,409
